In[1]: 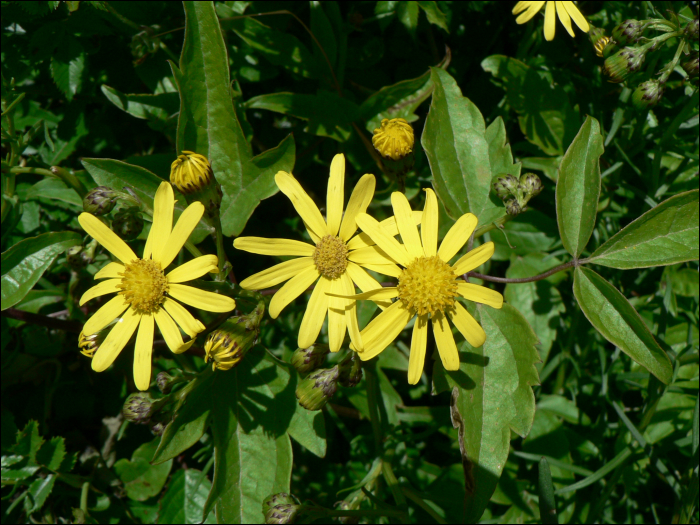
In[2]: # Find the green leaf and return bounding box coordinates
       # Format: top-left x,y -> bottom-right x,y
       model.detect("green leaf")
101,85 -> 179,124
50,36 -> 85,101
1,232 -> 81,311
417,1 -> 449,32
157,469 -> 215,524
556,116 -> 604,258
13,420 -> 44,463
287,395 -> 327,458
26,178 -> 82,208
436,304 -> 539,522
490,210 -> 559,260
203,350 -> 294,523
310,1 -> 337,73
36,437 -> 66,471
397,1 -> 419,35
588,190 -> 699,269
481,55 -> 580,156
1,409 -> 18,454
670,267 -> 699,297
113,439 -> 173,502
422,68 -> 499,224
24,474 -> 56,514
174,2 -> 295,236
573,267 -> 672,384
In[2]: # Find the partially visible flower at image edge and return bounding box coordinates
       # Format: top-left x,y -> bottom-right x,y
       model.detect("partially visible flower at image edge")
234,153 -> 417,353
78,182 -> 235,390
334,189 -> 503,384
513,1 -> 589,41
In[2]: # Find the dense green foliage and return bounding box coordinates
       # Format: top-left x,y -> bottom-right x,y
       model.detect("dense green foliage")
1,1 -> 698,524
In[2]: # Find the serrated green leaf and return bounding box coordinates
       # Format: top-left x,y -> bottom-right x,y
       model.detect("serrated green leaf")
1,232 -> 81,311
422,67 -> 499,223
49,36 -> 85,101
588,190 -> 699,269
36,437 -> 66,471
173,2 -> 295,236
435,304 -> 539,522
24,474 -> 56,514
573,267 -> 672,384
113,438 -> 172,502
157,469 -> 215,524
556,116 -> 604,258
417,1 -> 449,31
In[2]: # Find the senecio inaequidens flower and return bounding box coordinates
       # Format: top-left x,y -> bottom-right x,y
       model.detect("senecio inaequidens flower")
78,182 -> 235,390
513,1 -> 589,41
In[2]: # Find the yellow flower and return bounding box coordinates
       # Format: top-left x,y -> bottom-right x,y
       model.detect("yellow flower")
78,182 -> 235,390
204,332 -> 244,371
372,118 -> 414,161
340,189 -> 503,384
170,151 -> 213,194
513,1 -> 589,41
234,153 -> 415,353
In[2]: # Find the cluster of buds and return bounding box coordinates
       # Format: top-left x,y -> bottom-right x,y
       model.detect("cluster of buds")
204,301 -> 264,372
371,118 -> 415,191
492,172 -> 543,216
170,151 -> 222,216
294,351 -> 362,411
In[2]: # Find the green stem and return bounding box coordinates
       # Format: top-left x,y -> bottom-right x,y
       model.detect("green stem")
212,214 -> 227,276
364,360 -> 383,455
1,92 -> 25,118
466,259 -> 579,284
10,165 -> 87,197
473,213 -> 513,238
80,481 -> 89,513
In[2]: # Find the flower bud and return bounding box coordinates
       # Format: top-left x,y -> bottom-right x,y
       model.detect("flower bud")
519,173 -> 543,198
150,420 -> 166,436
587,25 -> 605,46
594,36 -> 614,58
170,151 -> 222,214
291,344 -> 330,374
83,186 -> 118,216
156,371 -> 175,394
338,353 -> 362,388
372,118 -> 414,161
335,488 -> 366,525
505,198 -> 522,216
204,302 -> 264,371
295,367 -> 339,411
612,20 -> 645,46
684,18 -> 699,41
604,47 -> 646,83
263,493 -> 302,524
682,53 -> 699,79
631,79 -> 665,109
492,174 -> 519,200
78,330 -> 104,358
112,206 -> 144,241
122,392 -> 155,423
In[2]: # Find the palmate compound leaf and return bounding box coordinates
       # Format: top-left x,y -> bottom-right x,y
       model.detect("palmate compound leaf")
433,304 -> 539,523
173,1 -> 295,237
573,267 -> 672,384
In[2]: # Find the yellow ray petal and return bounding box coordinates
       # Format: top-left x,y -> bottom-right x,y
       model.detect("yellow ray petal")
167,254 -> 218,284
353,301 -> 413,360
154,308 -> 195,354
562,1 -> 589,32
83,295 -> 129,336
432,311 -> 460,371
555,1 -> 574,37
133,313 -> 154,391
326,154 -> 345,237
359,262 -> 402,279
162,297 -> 205,338
355,213 -> 410,267
339,174 -> 375,242
448,302 -> 486,347
233,237 -> 315,257
275,171 -> 329,239
345,261 -> 392,310
298,276 -> 331,349
341,272 -> 363,352
326,287 -> 398,301
421,189 -> 439,257
92,308 -> 140,372
149,182 -> 175,263
159,201 -> 205,268
391,192 -> 423,260
239,257 -> 315,290
437,213 -> 478,263
168,284 -> 236,312
348,245 -> 397,266
79,279 -> 120,307
512,1 -> 530,14
457,282 -> 504,309
95,262 -> 125,280
408,314 -> 429,384
452,242 -> 495,275
327,278 -> 347,353
515,1 -> 545,23
78,213 -> 137,264
544,1 -> 556,40
346,211 -> 423,250
269,265 -> 320,319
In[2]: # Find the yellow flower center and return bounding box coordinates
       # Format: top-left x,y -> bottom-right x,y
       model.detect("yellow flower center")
313,235 -> 348,280
117,259 -> 169,314
372,118 -> 414,161
397,256 -> 458,316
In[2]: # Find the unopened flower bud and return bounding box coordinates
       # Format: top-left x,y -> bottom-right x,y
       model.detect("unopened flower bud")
612,20 -> 645,46
156,371 -> 175,394
372,118 -> 414,161
587,25 -> 605,46
684,18 -> 699,41
263,493 -> 302,524
78,330 -> 104,358
594,36 -> 614,58
112,207 -> 144,241
122,392 -> 155,423
519,173 -> 543,198
604,47 -> 646,83
170,151 -> 222,214
682,53 -> 699,79
335,488 -> 366,525
492,174 -> 519,200
291,344 -> 330,373
150,421 -> 166,436
338,353 -> 362,388
631,79 -> 665,109
296,367 -> 338,411
83,186 -> 118,216
205,302 -> 264,371
505,198 -> 522,216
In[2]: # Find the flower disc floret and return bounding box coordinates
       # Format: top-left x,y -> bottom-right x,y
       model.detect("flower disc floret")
372,118 -> 414,161
398,256 -> 458,316
117,259 -> 169,314
313,235 -> 349,280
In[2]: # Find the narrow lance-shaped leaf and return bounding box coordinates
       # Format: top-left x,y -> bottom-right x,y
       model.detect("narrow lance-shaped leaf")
589,190 -> 699,269
573,267 -> 672,384
556,116 -> 604,258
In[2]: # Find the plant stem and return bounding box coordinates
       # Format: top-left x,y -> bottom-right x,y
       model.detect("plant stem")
80,481 -> 89,512
473,213 -> 513,238
364,359 -> 383,455
466,260 -> 579,284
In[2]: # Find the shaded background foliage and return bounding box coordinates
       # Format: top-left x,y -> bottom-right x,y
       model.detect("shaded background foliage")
1,1 -> 698,524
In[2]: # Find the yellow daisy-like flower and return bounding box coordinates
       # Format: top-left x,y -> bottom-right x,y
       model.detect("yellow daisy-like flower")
234,153 -> 417,353
338,189 -> 503,384
78,182 -> 236,390
513,1 -> 589,41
